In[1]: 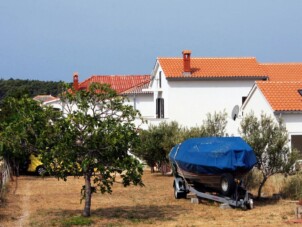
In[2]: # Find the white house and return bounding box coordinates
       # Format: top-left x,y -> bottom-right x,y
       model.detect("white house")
145,50 -> 268,135
241,81 -> 302,154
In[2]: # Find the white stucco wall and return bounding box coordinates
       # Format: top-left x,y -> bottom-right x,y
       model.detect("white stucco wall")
241,87 -> 274,118
282,114 -> 302,135
125,94 -> 154,118
167,80 -> 257,135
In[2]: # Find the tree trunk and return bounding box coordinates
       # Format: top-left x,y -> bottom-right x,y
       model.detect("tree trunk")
150,166 -> 154,173
257,176 -> 268,199
82,174 -> 92,217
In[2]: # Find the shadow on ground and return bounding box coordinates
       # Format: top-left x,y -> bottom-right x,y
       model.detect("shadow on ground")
46,204 -> 187,223
94,204 -> 185,221
252,197 -> 282,207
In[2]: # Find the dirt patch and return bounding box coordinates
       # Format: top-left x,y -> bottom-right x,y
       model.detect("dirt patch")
0,171 -> 299,226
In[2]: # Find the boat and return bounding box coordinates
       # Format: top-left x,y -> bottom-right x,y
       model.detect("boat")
169,137 -> 257,196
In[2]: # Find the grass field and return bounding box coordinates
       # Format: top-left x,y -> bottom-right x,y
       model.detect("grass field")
0,169 -> 300,226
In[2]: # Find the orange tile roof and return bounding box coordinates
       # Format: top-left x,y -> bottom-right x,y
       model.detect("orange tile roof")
78,75 -> 151,94
158,57 -> 267,79
261,63 -> 302,81
256,81 -> 302,112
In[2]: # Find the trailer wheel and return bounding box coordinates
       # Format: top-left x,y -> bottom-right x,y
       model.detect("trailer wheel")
220,173 -> 235,196
173,181 -> 187,199
174,185 -> 186,199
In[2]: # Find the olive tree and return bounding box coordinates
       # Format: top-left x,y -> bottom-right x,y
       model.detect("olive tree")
240,112 -> 298,198
42,83 -> 144,217
132,121 -> 183,173
202,110 -> 228,137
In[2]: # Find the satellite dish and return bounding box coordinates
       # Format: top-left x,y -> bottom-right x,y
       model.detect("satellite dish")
231,105 -> 239,121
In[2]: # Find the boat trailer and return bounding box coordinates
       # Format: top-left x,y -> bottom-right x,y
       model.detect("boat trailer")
173,176 -> 254,210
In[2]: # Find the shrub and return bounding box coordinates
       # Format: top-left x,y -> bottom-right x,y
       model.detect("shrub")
242,168 -> 262,191
281,173 -> 302,200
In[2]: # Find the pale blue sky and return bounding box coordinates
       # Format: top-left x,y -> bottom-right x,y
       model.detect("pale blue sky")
1,0 -> 302,82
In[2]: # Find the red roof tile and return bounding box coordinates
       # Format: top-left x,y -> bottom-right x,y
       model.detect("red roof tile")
257,81 -> 302,112
261,63 -> 302,81
158,57 -> 267,79
78,75 -> 151,94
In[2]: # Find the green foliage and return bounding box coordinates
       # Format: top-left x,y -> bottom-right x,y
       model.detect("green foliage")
180,110 -> 228,140
61,216 -> 93,226
0,78 -> 64,101
132,121 -> 183,171
282,173 -> 302,200
239,112 -> 298,198
202,110 -> 228,137
0,95 -> 58,175
242,168 -> 263,190
42,83 -> 144,217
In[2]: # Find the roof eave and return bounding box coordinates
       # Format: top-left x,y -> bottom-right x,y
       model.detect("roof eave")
166,76 -> 268,81
274,110 -> 302,114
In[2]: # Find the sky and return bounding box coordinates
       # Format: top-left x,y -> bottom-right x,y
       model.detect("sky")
1,0 -> 302,82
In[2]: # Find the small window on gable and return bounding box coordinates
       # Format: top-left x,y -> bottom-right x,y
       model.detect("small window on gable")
298,89 -> 302,96
159,71 -> 162,88
156,98 -> 164,118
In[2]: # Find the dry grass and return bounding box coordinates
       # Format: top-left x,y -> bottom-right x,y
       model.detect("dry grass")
0,170 -> 300,227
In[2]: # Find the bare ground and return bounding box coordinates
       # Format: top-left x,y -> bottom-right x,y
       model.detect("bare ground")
0,170 -> 300,227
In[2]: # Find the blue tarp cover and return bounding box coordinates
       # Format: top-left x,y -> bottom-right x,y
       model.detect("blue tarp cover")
169,137 -> 257,175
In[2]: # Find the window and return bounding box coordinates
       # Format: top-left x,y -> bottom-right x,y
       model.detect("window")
298,89 -> 302,96
242,96 -> 247,105
156,98 -> 164,118
159,71 -> 162,88
291,135 -> 302,155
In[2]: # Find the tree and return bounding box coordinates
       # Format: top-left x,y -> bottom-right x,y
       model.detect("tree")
181,110 -> 228,139
239,112 -> 298,198
133,121 -> 183,173
202,110 -> 228,137
42,83 -> 144,217
0,95 -> 57,175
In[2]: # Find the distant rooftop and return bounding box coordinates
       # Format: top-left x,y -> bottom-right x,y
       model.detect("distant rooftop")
75,74 -> 152,94
33,95 -> 58,103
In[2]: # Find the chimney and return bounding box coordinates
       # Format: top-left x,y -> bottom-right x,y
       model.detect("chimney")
73,72 -> 79,90
182,50 -> 191,76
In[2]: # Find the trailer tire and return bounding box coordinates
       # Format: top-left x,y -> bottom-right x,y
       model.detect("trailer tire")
174,187 -> 186,199
220,173 -> 235,196
173,183 -> 186,199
